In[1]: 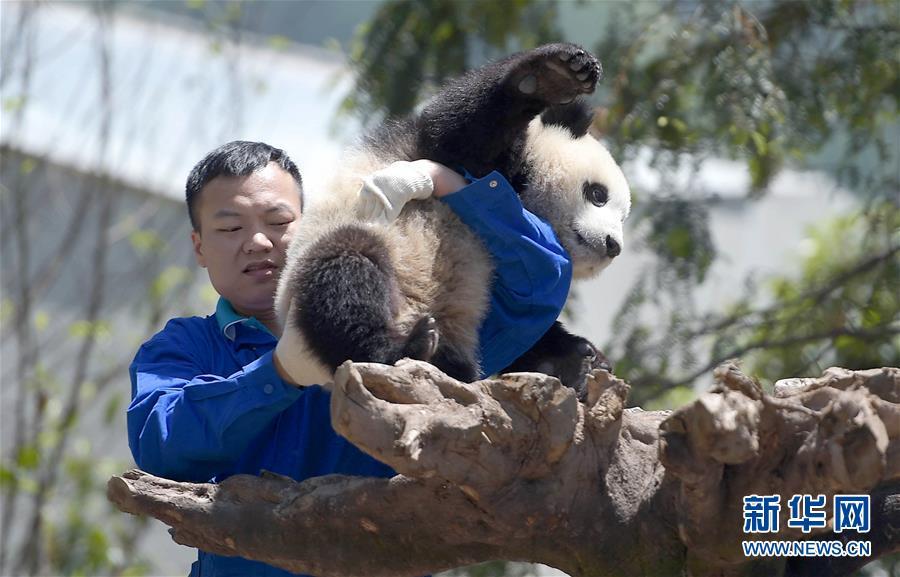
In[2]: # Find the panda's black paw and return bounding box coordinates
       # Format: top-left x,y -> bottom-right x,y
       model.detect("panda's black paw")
400,315 -> 440,362
547,338 -> 612,401
509,43 -> 602,104
502,326 -> 613,402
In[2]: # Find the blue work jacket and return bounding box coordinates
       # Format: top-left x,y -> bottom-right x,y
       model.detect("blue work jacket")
128,171 -> 571,577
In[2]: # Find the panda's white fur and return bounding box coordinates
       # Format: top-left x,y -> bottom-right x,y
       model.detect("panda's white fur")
274,113 -> 630,384
522,118 -> 631,279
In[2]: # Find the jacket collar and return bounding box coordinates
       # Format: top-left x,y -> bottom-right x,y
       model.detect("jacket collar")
214,297 -> 274,341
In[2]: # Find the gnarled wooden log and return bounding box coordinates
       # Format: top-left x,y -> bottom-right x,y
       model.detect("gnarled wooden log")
108,361 -> 900,577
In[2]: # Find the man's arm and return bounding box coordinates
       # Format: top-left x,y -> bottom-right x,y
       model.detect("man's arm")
438,170 -> 572,377
128,319 -> 302,482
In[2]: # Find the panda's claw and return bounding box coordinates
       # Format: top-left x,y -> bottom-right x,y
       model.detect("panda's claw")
524,43 -> 602,102
576,341 -> 595,358
401,315 -> 440,362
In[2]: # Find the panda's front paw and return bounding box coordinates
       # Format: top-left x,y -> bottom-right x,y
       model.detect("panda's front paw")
556,339 -> 612,400
510,43 -> 602,104
504,332 -> 613,401
576,340 -> 613,373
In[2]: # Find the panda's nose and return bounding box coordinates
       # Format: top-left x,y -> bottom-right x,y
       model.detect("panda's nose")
605,236 -> 621,258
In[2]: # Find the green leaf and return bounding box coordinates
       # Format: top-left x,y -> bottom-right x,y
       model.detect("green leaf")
2,96 -> 26,112
128,230 -> 165,255
0,298 -> 14,324
80,381 -> 97,403
150,266 -> 191,302
87,526 -> 110,568
267,35 -> 291,51
69,320 -> 111,340
34,310 -> 50,333
103,393 -> 122,425
200,284 -> 219,307
38,429 -> 61,452
645,386 -> 696,411
20,158 -> 37,175
750,131 -> 768,155
17,445 -> 39,470
18,476 -> 38,494
434,21 -> 455,43
0,465 -> 17,490
666,226 -> 693,259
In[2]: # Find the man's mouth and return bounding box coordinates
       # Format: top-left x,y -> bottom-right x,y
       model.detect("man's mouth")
244,260 -> 279,275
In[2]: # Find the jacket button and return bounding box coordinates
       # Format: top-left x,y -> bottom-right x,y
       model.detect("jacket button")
263,384 -> 274,394
489,180 -> 498,188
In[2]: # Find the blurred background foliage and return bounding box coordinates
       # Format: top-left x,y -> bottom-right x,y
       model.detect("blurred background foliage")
1,0 -> 897,575
340,0 -> 562,119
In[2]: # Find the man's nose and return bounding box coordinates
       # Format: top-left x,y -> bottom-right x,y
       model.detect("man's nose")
244,231 -> 274,253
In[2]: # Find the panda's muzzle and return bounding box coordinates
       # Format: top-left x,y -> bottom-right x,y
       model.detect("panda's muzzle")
576,231 -> 620,259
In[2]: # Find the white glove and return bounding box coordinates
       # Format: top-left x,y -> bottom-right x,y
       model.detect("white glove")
356,161 -> 434,224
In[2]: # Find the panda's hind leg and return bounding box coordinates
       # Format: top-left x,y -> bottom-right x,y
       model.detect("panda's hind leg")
430,344 -> 480,384
290,225 -> 438,371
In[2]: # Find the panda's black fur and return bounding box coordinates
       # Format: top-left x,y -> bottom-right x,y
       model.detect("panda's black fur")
275,43 -> 630,397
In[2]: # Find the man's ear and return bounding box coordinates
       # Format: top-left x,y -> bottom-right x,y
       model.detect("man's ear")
191,229 -> 207,268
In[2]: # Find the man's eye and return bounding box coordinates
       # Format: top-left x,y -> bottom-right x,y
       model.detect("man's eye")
271,221 -> 292,227
218,227 -> 241,233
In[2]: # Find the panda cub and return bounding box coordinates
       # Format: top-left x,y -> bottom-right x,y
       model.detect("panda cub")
275,43 -> 631,397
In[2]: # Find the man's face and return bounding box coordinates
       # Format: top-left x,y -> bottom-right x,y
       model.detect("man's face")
191,162 -> 302,317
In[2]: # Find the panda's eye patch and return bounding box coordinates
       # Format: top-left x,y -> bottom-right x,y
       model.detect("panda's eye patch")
583,182 -> 609,207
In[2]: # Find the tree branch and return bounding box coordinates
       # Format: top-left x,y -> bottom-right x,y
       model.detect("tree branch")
685,245 -> 900,340
109,362 -> 900,577
668,324 -> 900,390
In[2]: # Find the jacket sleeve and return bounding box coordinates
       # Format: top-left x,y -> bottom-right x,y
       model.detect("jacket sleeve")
440,171 -> 572,377
127,319 -> 302,482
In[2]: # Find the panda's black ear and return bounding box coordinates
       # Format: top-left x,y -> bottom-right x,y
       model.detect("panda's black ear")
540,99 -> 594,139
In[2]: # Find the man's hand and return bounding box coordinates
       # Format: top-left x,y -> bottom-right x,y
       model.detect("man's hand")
356,161 -> 434,224
356,160 -> 468,224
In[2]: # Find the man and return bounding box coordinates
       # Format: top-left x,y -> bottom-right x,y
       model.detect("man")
128,140 -> 571,576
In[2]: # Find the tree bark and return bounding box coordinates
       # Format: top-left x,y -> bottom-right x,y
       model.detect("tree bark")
108,361 -> 900,577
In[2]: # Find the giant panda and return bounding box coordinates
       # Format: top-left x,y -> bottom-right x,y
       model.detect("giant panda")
274,43 -> 631,397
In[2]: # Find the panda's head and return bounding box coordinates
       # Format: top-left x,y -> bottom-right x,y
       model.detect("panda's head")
521,101 -> 631,279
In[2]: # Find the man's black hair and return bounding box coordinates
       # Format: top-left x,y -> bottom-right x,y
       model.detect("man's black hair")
186,140 -> 303,231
